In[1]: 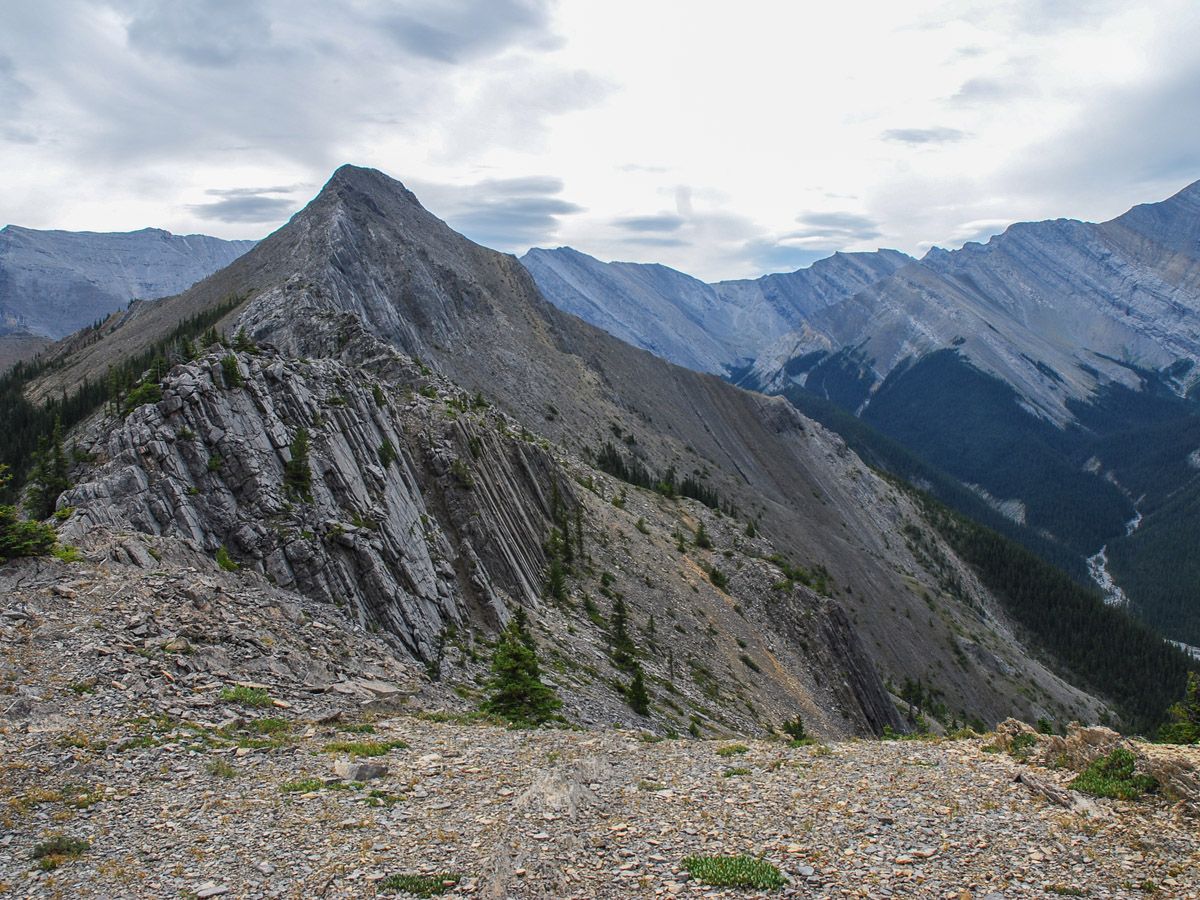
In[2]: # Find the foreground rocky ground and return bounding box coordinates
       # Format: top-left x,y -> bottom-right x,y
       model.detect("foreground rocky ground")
2,542 -> 1198,898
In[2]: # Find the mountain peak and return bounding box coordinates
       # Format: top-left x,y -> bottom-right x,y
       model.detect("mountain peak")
319,164 -> 425,211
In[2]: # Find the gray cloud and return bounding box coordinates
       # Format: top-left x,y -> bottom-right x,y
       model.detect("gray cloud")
1005,57 -> 1200,207
380,0 -> 557,64
790,211 -> 882,242
0,54 -> 36,144
415,175 -> 584,250
613,214 -> 685,233
189,187 -> 300,223
0,0 -> 593,186
742,239 -> 829,273
882,127 -> 968,145
618,235 -> 688,248
125,1 -> 274,68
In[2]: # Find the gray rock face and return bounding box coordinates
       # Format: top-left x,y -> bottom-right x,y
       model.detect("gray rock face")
522,246 -> 911,375
0,225 -> 255,339
61,347 -> 557,661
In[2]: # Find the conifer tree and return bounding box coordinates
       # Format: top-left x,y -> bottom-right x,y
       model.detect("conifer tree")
481,610 -> 561,727
283,427 -> 313,501
25,417 -> 70,520
626,663 -> 650,716
1161,671 -> 1200,744
610,596 -> 636,671
0,465 -> 56,560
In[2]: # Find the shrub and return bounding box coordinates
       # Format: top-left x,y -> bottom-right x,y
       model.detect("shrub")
32,835 -> 89,871
716,743 -> 749,757
1070,747 -> 1158,800
681,854 -> 785,889
122,380 -> 162,414
216,545 -> 239,572
694,522 -> 713,549
782,715 -> 807,742
708,566 -> 729,591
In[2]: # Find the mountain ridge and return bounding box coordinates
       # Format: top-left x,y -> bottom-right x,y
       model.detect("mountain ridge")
9,163 -> 1154,734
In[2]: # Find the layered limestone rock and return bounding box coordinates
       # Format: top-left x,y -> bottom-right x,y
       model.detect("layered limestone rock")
60,346 -> 559,661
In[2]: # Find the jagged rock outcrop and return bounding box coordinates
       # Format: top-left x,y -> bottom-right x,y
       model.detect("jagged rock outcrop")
61,346 -> 560,660
0,224 -> 255,339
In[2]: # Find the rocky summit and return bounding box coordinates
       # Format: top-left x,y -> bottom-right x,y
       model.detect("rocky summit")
1,166 -> 1198,897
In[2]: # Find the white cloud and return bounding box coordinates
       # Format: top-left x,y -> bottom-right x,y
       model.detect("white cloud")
1,0 -> 1199,280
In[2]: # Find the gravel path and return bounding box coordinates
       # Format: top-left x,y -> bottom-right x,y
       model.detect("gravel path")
2,717 -> 1197,899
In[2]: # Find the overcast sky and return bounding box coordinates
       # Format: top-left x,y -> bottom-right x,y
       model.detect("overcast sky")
3,0 -> 1200,281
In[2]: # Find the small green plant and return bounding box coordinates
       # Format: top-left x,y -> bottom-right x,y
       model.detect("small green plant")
52,544 -> 84,563
215,545 -> 239,572
121,379 -> 162,413
1070,747 -> 1157,800
1009,731 -> 1038,758
694,521 -> 713,549
378,438 -> 398,469
373,383 -> 386,407
207,760 -> 238,778
323,739 -> 408,757
207,454 -> 223,472
220,685 -> 272,708
716,743 -> 749,757
280,778 -> 326,793
32,835 -> 89,871
378,873 -> 461,896
681,854 -> 785,889
635,517 -> 650,534
1046,887 -> 1088,897
708,566 -> 729,591
782,715 -> 808,743
723,766 -> 751,777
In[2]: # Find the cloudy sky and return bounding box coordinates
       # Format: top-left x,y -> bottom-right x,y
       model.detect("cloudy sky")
3,0 -> 1200,280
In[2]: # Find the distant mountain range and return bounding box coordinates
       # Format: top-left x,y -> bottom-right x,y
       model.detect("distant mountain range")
0,225 -> 255,342
522,181 -> 1200,647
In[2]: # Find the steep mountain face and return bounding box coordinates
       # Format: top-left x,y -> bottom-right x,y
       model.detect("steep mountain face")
521,246 -> 911,375
18,165 -> 1130,736
0,224 -> 256,340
